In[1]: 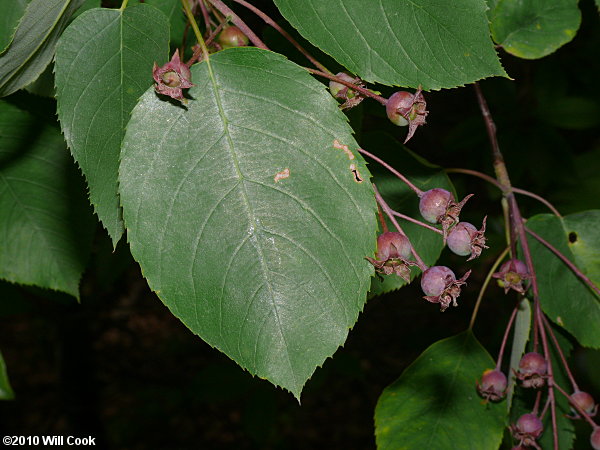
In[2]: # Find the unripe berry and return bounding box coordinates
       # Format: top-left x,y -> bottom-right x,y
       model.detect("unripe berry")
376,232 -> 412,261
591,427 -> 600,450
218,26 -> 249,49
477,369 -> 507,402
493,259 -> 531,294
329,72 -> 356,99
421,266 -> 455,297
517,352 -> 547,388
447,222 -> 477,256
386,91 -> 412,126
419,188 -> 453,224
570,390 -> 597,417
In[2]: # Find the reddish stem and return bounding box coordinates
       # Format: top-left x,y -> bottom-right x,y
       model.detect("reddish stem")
357,148 -> 423,196
391,211 -> 442,234
377,204 -> 388,233
541,314 -> 579,392
495,302 -> 519,370
205,0 -> 268,49
553,382 -> 599,428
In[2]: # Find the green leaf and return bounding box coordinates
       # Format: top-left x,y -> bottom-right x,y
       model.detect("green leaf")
145,0 -> 186,51
526,213 -> 600,348
363,133 -> 455,297
563,210 -> 600,286
0,0 -> 84,97
119,47 -> 377,398
0,100 -> 94,298
272,0 -> 507,90
506,297 -> 531,412
0,349 -> 14,400
55,4 -> 170,244
375,331 -> 506,450
0,0 -> 29,54
491,0 -> 581,59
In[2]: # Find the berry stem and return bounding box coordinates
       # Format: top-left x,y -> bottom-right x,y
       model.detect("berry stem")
182,0 -> 211,61
391,210 -> 443,234
198,0 -> 213,34
468,246 -> 510,330
525,226 -> 600,297
119,0 -> 129,10
357,148 -> 423,196
307,69 -> 388,105
205,0 -> 268,49
541,314 -> 580,392
377,204 -> 388,233
230,0 -> 330,73
446,168 -> 562,217
494,299 -> 519,370
373,185 -> 428,271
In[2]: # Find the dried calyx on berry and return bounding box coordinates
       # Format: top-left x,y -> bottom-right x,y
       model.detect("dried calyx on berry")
217,26 -> 249,49
329,72 -> 366,110
447,217 -> 488,260
511,413 -> 543,450
516,352 -> 547,388
493,259 -> 531,294
418,188 -> 474,242
366,232 -> 415,281
420,265 -> 471,312
477,369 -> 507,402
568,390 -> 598,419
153,49 -> 194,103
385,86 -> 428,143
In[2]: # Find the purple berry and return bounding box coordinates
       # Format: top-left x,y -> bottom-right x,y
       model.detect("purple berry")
386,91 -> 413,126
513,413 -> 543,441
376,232 -> 412,261
218,26 -> 249,49
419,188 -> 453,224
477,369 -> 507,402
447,222 -> 477,256
329,72 -> 356,99
421,266 -> 455,297
517,352 -> 547,388
591,427 -> 600,450
570,391 -> 597,417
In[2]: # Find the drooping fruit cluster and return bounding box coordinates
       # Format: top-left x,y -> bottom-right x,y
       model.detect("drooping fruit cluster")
477,369 -> 507,402
367,232 -> 415,281
516,352 -> 547,388
385,87 -> 428,143
511,413 -> 543,449
421,265 -> 471,312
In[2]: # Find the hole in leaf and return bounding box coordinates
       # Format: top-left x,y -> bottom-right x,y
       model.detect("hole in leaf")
568,232 -> 577,243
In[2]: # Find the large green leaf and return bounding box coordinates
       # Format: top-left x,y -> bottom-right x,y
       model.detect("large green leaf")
363,133 -> 455,297
563,210 -> 600,286
375,331 -> 506,450
145,0 -> 186,51
119,47 -> 378,398
526,213 -> 600,348
0,0 -> 29,54
0,100 -> 94,298
0,349 -> 13,400
273,0 -> 507,90
490,0 -> 581,59
55,4 -> 170,244
0,0 -> 84,97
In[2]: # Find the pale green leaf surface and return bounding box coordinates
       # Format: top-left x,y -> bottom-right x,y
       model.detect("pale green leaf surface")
0,0 -> 30,54
375,331 -> 505,450
563,210 -> 600,286
273,0 -> 507,90
0,349 -> 13,400
0,0 -> 84,97
0,100 -> 94,298
119,48 -> 378,398
55,5 -> 170,244
491,0 -> 581,59
506,297 -> 530,412
526,214 -> 600,347
364,133 -> 454,297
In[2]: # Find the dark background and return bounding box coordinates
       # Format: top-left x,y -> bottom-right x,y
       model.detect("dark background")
1,0 -> 599,448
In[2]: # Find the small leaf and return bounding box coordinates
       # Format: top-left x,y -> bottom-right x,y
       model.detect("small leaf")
273,0 -> 507,90
526,213 -> 600,348
0,0 -> 29,54
563,210 -> 600,286
506,297 -> 531,412
0,0 -> 85,97
0,100 -> 94,298
365,133 -> 455,296
491,0 -> 581,59
0,349 -> 14,400
55,4 -> 170,244
375,331 -> 506,450
119,48 -> 377,398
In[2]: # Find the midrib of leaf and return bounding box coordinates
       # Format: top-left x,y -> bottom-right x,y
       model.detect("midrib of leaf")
204,58 -> 298,389
2,0 -> 71,88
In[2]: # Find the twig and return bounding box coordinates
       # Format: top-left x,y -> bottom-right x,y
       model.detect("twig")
205,0 -> 268,49
391,211 -> 443,234
357,148 -> 423,196
307,69 -> 388,105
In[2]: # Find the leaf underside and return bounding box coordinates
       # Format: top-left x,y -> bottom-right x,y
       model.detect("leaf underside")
273,0 -> 507,90
119,48 -> 378,398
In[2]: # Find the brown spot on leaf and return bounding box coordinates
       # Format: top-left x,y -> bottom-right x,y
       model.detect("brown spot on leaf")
274,168 -> 290,183
349,164 -> 363,183
333,139 -> 355,160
